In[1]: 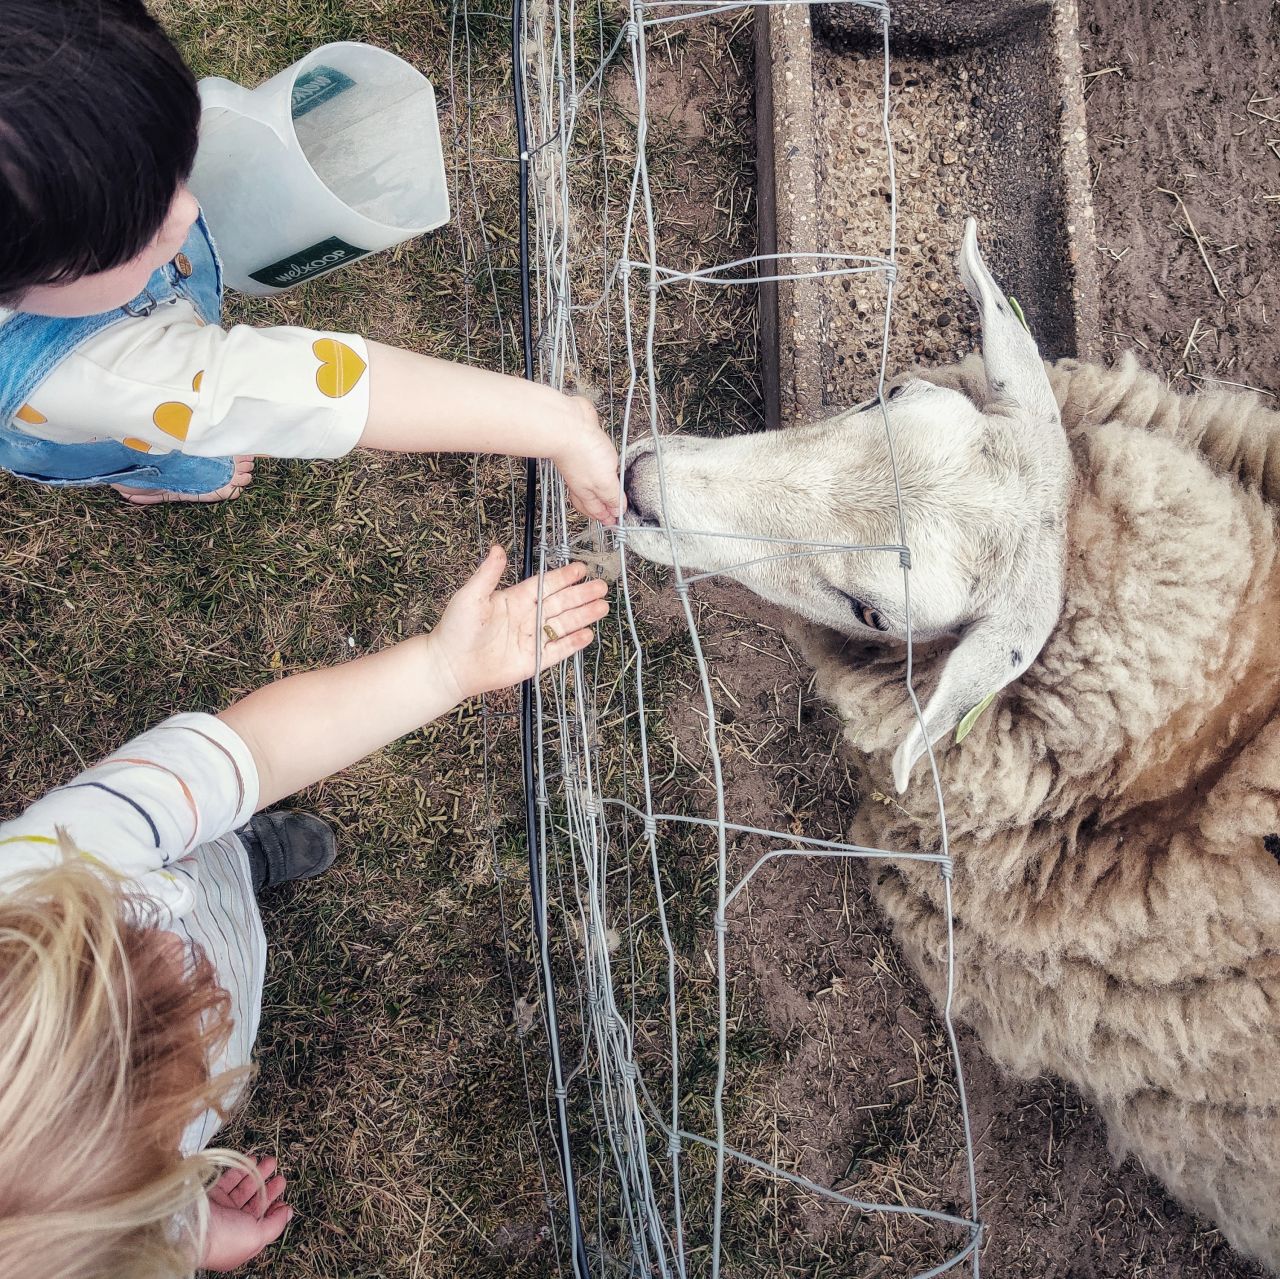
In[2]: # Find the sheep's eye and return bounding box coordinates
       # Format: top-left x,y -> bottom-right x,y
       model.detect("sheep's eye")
850,598 -> 888,631
886,382 -> 907,401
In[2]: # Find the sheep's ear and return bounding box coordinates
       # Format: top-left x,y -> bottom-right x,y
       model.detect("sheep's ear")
891,616 -> 1033,794
959,218 -> 1058,427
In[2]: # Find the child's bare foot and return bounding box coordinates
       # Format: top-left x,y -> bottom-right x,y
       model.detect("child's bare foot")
200,1154 -> 292,1272
112,455 -> 255,505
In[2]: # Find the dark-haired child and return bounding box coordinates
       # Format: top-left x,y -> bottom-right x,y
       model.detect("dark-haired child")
0,0 -> 622,514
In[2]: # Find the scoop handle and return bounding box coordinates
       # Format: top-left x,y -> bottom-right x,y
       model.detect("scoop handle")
199,76 -> 251,116
197,77 -> 287,142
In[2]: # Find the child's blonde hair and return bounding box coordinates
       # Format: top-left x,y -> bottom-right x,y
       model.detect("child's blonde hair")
0,838 -> 252,1278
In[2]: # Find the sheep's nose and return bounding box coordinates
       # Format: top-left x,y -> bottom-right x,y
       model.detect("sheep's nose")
623,449 -> 659,522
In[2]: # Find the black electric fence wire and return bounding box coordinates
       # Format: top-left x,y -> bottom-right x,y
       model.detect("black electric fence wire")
512,0 -> 594,1273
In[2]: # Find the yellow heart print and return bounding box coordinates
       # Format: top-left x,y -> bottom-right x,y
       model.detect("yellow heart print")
152,402 -> 193,441
312,338 -> 367,398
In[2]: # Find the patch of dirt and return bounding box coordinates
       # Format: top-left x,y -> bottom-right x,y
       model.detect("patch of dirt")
1081,0 -> 1280,396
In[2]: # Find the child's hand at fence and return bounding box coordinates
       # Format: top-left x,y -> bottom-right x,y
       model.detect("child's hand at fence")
426,545 -> 610,702
200,1155 -> 292,1272
554,395 -> 627,525
219,547 -> 606,808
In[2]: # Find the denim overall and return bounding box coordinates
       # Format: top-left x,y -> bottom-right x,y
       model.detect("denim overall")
0,213 -> 236,493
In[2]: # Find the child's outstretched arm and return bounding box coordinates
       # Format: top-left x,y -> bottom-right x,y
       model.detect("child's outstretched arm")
363,342 -> 623,524
219,547 -> 608,808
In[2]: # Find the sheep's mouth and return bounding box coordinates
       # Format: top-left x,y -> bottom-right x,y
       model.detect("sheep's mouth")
622,510 -> 660,531
621,464 -> 662,530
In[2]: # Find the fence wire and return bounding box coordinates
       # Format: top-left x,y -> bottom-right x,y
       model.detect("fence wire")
452,1 -> 984,1274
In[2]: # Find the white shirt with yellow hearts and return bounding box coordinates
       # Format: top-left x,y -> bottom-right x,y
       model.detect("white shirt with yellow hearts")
5,298 -> 370,459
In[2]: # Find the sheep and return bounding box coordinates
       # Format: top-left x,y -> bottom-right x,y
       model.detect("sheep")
623,225 -> 1280,1270
799,349 -> 1280,1271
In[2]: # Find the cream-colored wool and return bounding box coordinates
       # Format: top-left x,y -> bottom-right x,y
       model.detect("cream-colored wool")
799,353 -> 1280,1270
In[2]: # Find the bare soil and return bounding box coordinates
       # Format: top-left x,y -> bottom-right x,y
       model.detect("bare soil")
1081,0 -> 1280,396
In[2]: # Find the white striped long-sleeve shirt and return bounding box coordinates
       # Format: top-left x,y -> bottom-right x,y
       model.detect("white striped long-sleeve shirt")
0,713 -> 267,1152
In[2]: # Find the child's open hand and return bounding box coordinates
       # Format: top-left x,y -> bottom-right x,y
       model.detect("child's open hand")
427,546 -> 610,703
555,397 -> 627,525
200,1155 -> 292,1272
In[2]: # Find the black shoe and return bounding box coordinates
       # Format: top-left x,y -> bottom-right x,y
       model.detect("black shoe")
236,811 -> 337,894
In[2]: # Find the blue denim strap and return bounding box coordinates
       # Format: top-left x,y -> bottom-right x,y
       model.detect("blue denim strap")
0,212 -> 236,494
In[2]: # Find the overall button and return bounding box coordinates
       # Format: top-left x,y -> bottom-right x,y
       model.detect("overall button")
173,252 -> 194,278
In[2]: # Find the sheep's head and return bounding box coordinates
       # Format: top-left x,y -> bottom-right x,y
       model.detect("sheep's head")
622,219 -> 1073,792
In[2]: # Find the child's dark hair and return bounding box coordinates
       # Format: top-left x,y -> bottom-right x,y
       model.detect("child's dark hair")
0,0 -> 200,304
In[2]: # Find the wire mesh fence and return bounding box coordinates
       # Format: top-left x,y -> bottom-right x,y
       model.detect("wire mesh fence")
451,1 -> 983,1274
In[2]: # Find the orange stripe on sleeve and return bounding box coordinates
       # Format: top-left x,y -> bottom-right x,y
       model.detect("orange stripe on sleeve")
113,758 -> 200,850
171,726 -> 246,815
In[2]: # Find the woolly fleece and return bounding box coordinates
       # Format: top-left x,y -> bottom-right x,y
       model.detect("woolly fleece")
799,355 -> 1280,1271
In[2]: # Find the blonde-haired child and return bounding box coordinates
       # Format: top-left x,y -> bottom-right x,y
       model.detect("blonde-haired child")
0,548 -> 610,1275
0,854 -> 248,1278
